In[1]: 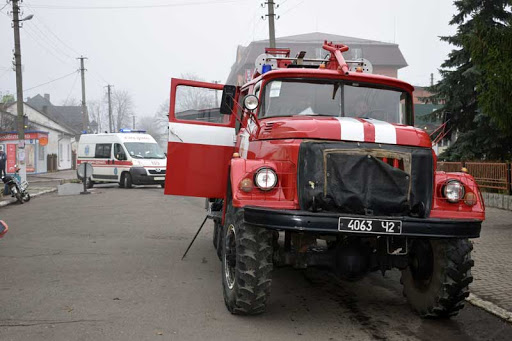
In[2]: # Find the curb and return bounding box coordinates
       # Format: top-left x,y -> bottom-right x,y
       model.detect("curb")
467,293 -> 512,323
0,188 -> 57,208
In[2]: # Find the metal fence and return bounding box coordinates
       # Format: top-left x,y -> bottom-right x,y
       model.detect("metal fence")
437,161 -> 511,193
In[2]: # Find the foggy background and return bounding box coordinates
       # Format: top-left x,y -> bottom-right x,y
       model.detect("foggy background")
0,0 -> 456,119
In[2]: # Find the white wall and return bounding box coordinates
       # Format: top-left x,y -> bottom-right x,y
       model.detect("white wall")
5,103 -> 75,171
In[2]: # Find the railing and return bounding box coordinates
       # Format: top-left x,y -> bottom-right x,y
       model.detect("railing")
437,162 -> 463,173
437,161 -> 511,193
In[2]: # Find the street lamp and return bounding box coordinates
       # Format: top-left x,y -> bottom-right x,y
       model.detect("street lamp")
20,14 -> 34,21
11,0 -> 34,183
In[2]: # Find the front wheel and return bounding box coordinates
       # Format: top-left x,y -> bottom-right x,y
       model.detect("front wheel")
22,192 -> 30,202
122,173 -> 133,189
401,238 -> 474,318
222,204 -> 273,315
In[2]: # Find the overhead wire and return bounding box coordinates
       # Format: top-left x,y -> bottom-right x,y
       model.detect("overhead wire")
280,0 -> 306,16
64,71 -> 80,104
24,2 -> 82,56
28,0 -> 250,10
24,70 -> 78,92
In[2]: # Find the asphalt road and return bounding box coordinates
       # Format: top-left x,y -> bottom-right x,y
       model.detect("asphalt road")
0,185 -> 511,341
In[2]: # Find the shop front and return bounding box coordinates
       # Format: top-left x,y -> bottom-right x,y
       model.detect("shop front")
0,131 -> 49,174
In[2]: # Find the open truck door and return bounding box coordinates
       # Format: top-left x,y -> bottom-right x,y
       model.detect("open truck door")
164,78 -> 238,198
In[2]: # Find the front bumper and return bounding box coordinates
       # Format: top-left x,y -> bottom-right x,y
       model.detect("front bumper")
244,206 -> 481,238
130,167 -> 165,185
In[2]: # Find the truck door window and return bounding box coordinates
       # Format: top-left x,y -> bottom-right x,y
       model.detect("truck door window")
114,143 -> 126,160
174,86 -> 229,124
95,144 -> 112,158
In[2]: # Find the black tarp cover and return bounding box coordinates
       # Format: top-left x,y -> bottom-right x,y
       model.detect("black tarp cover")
298,141 -> 434,217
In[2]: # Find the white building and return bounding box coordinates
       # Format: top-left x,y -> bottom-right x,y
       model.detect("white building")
1,102 -> 77,172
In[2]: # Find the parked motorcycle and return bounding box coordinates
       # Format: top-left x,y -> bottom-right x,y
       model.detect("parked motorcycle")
0,220 -> 8,239
2,165 -> 30,204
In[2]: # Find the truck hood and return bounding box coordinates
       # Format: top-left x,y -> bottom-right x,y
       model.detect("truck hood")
256,116 -> 432,148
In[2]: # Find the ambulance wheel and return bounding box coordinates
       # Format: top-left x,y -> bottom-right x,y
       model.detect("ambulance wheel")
86,178 -> 94,189
401,238 -> 474,318
121,173 -> 133,189
222,202 -> 273,315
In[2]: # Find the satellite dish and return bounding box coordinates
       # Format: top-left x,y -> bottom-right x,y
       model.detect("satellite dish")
77,163 -> 93,180
255,53 -> 278,74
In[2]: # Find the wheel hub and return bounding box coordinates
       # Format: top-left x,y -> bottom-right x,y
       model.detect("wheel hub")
409,240 -> 434,289
224,224 -> 237,290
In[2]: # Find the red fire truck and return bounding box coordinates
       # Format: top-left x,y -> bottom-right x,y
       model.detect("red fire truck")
164,41 -> 484,318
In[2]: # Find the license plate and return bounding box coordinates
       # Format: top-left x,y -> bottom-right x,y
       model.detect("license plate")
338,217 -> 402,235
154,177 -> 165,181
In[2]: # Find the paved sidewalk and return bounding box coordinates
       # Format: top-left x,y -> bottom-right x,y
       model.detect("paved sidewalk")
471,207 -> 512,313
27,169 -> 77,183
0,187 -> 56,207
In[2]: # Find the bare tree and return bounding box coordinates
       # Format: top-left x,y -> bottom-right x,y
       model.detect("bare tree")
88,100 -> 104,133
61,97 -> 80,106
138,100 -> 169,150
112,90 -> 134,132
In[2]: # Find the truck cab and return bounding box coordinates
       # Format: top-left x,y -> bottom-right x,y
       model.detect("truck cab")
164,42 -> 484,318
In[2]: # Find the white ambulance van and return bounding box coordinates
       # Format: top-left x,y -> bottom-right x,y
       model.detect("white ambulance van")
77,130 -> 166,188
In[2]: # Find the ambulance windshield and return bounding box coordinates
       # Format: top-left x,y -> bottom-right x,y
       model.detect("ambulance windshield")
124,142 -> 165,159
260,79 -> 410,124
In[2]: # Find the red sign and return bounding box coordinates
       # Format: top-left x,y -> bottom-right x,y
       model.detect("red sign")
0,132 -> 47,141
39,136 -> 48,146
7,144 -> 16,173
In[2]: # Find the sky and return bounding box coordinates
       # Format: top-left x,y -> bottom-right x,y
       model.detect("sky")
0,0 -> 457,119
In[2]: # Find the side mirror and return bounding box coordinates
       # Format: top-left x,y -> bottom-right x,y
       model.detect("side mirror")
219,85 -> 237,115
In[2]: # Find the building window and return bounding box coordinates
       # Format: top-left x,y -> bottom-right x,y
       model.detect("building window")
38,145 -> 45,161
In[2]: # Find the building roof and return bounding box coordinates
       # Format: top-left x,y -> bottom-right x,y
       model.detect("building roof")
2,101 -> 77,136
227,32 -> 408,85
255,32 -> 397,45
26,94 -> 83,134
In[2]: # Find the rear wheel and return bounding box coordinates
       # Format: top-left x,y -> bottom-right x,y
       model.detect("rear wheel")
401,238 -> 474,318
22,192 -> 30,202
221,203 -> 273,315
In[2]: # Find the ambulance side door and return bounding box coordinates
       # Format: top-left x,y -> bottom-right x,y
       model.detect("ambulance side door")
165,78 -> 238,198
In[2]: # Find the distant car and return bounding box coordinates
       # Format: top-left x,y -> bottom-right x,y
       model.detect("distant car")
77,130 -> 167,188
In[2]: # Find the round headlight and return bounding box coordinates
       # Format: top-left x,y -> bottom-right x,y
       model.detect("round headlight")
254,168 -> 277,191
443,180 -> 465,203
243,95 -> 259,111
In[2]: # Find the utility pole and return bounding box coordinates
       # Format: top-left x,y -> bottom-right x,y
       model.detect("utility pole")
430,73 -> 434,87
266,0 -> 276,48
132,115 -> 136,129
106,84 -> 113,133
11,0 -> 33,183
78,56 -> 89,132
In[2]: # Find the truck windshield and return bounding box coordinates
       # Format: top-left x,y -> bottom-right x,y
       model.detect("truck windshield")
261,79 -> 409,124
124,142 -> 165,159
